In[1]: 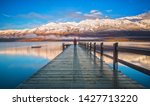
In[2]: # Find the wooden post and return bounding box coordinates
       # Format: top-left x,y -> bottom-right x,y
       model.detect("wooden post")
90,42 -> 92,53
62,43 -> 65,51
94,42 -> 96,57
113,42 -> 118,88
100,42 -> 103,70
113,42 -> 118,71
100,42 -> 103,59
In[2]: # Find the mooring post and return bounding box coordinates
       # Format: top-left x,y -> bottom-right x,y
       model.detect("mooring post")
62,43 -> 65,51
94,42 -> 96,57
113,42 -> 118,88
100,42 -> 104,70
90,42 -> 92,53
113,42 -> 118,71
100,42 -> 103,59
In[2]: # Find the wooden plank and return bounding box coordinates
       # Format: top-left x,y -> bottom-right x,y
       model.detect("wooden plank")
17,45 -> 144,89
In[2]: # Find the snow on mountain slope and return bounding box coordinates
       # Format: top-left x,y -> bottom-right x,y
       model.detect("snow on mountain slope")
0,12 -> 150,38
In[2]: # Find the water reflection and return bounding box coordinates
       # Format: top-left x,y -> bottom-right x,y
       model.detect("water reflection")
96,52 -> 150,88
102,51 -> 150,70
0,44 -> 62,61
118,52 -> 150,70
97,42 -> 150,49
0,42 -> 62,88
94,42 -> 150,70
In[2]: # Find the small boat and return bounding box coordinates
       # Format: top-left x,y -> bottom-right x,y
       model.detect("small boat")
31,46 -> 42,48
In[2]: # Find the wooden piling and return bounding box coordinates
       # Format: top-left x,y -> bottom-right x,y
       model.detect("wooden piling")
100,42 -> 103,59
62,43 -> 65,51
90,42 -> 92,54
94,42 -> 96,57
100,42 -> 104,70
113,42 -> 118,71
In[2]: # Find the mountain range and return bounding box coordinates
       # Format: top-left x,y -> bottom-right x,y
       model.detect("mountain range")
0,12 -> 150,38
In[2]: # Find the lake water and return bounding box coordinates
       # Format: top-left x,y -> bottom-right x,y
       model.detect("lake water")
0,42 -> 63,88
98,42 -> 150,88
102,56 -> 150,88
0,42 -> 150,88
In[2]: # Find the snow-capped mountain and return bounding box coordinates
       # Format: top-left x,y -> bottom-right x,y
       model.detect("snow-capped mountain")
0,12 -> 150,38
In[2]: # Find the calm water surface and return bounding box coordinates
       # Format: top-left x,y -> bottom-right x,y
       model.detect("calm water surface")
0,42 -> 150,88
0,42 -> 63,88
98,42 -> 150,88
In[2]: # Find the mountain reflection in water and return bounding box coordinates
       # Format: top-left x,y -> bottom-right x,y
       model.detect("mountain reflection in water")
102,51 -> 150,70
0,43 -> 62,60
0,42 -> 63,88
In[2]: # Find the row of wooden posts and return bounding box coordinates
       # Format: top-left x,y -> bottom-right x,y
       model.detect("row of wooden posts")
62,42 -> 150,75
79,42 -> 118,71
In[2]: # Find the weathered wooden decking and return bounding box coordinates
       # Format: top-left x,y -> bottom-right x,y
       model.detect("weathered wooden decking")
17,45 -> 144,89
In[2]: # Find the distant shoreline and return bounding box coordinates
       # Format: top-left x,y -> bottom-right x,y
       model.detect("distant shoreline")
0,31 -> 150,42
0,38 -> 150,42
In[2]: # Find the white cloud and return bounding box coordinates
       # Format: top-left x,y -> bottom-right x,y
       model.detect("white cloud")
67,10 -> 103,20
1,10 -> 105,29
84,10 -> 103,19
90,10 -> 98,13
90,10 -> 102,15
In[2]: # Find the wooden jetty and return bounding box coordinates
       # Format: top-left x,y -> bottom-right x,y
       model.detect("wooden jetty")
17,44 -> 144,89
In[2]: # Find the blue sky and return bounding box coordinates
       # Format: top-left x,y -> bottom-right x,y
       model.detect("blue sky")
0,0 -> 150,30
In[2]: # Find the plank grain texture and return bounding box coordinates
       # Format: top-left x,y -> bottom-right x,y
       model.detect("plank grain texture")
17,45 -> 144,89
